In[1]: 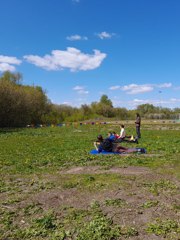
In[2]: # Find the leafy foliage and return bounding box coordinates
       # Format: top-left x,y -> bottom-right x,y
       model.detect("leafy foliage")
146,219 -> 180,237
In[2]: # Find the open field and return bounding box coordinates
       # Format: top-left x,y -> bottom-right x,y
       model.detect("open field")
0,122 -> 180,239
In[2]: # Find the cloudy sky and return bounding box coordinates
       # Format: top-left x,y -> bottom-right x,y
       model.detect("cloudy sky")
0,0 -> 180,109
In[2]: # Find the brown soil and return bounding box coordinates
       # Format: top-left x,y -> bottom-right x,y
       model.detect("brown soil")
1,166 -> 180,239
59,165 -> 151,175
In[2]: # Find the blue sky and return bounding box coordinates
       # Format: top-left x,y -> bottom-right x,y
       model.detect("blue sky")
0,0 -> 180,109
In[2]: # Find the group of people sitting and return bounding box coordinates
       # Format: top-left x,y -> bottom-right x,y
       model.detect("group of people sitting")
94,125 -> 146,154
111,125 -> 138,143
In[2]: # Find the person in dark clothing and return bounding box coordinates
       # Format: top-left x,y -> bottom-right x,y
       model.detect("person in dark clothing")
94,134 -> 115,152
135,113 -> 141,138
113,145 -> 146,154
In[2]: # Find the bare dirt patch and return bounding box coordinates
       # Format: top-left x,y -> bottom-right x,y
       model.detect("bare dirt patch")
59,165 -> 151,175
1,166 -> 180,239
27,169 -> 180,239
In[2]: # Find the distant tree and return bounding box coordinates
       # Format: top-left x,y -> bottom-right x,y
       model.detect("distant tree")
137,104 -> 157,116
80,104 -> 92,116
24,86 -> 49,124
0,78 -> 29,127
0,72 -> 49,127
114,107 -> 129,120
0,71 -> 22,85
174,108 -> 180,112
100,94 -> 113,107
90,95 -> 114,117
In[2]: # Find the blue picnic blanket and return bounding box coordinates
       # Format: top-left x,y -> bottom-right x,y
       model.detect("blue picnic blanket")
90,148 -> 147,155
90,149 -> 121,154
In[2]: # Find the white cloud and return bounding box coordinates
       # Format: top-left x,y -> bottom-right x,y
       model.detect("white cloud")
66,35 -> 88,41
122,84 -> 153,94
0,63 -> 16,72
0,56 -> 21,64
62,101 -> 71,105
170,98 -> 180,102
109,85 -> 120,90
73,85 -> 89,95
156,83 -> 172,88
78,90 -> 89,95
110,83 -> 173,94
97,31 -> 114,39
0,55 -> 22,72
73,86 -> 84,91
24,47 -> 106,72
112,97 -> 180,109
132,99 -> 148,104
131,98 -> 180,107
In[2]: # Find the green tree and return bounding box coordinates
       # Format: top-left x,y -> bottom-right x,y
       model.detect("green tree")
90,95 -> 114,118
80,104 -> 92,116
0,72 -> 49,127
137,104 -> 157,116
100,95 -> 113,107
114,107 -> 129,120
1,71 -> 22,85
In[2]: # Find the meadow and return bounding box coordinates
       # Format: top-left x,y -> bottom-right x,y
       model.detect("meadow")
0,122 -> 180,239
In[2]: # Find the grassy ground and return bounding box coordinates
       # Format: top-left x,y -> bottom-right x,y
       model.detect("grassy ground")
0,123 -> 180,239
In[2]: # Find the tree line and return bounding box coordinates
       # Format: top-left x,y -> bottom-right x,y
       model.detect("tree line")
0,72 -> 179,127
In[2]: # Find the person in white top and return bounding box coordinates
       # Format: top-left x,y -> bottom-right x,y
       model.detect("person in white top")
119,125 -> 126,139
115,125 -> 126,142
116,124 -> 138,144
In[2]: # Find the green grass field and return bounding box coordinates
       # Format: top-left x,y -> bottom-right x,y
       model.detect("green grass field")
0,123 -> 180,239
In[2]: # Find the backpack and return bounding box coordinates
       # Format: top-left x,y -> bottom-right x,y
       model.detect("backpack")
101,138 -> 113,152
